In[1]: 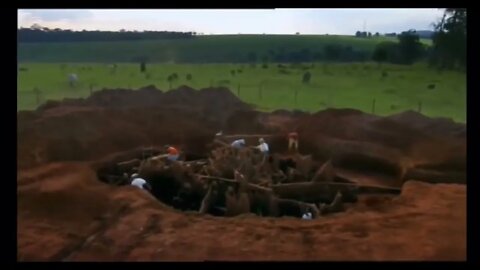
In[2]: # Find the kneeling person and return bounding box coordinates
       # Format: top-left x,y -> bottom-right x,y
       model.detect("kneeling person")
231,139 -> 246,149
130,173 -> 152,191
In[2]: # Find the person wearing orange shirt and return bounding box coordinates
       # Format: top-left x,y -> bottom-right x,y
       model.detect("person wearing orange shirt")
164,145 -> 180,162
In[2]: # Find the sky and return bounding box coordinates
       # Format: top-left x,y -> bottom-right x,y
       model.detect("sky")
17,9 -> 445,35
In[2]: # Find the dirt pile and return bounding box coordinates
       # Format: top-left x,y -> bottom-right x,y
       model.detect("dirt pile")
295,108 -> 466,184
18,87 -> 252,169
17,87 -> 466,261
18,162 -> 466,261
19,88 -> 466,185
387,110 -> 466,139
36,85 -> 250,122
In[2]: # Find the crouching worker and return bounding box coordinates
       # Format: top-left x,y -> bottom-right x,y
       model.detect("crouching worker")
231,139 -> 246,149
164,145 -> 180,162
130,173 -> 152,191
302,212 -> 313,220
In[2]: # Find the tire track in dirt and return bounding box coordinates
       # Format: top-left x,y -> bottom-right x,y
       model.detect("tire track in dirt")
52,203 -> 131,261
114,214 -> 160,260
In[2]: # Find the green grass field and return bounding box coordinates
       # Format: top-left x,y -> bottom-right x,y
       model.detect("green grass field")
17,62 -> 466,123
17,35 -> 432,63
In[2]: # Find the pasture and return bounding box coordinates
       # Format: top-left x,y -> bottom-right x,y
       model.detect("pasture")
17,62 -> 466,122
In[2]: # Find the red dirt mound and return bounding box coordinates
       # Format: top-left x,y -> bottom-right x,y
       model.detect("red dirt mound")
17,107 -> 216,169
18,87 -> 252,169
17,162 -> 466,261
294,108 -> 465,184
19,88 -> 466,185
37,85 -> 251,116
387,110 -> 466,139
17,87 -> 466,261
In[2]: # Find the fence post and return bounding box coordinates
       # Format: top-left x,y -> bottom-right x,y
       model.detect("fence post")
258,83 -> 263,100
418,101 -> 422,113
237,84 -> 240,97
372,98 -> 376,114
33,87 -> 41,105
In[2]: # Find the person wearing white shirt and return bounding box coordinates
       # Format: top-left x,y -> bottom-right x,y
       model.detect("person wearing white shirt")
302,212 -> 313,220
231,139 -> 246,149
130,173 -> 152,191
256,138 -> 269,155
255,138 -> 270,165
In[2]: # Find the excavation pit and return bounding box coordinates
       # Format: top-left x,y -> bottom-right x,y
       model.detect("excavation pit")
95,144 -> 403,219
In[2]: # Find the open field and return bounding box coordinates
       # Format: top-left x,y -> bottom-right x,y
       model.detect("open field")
18,62 -> 466,122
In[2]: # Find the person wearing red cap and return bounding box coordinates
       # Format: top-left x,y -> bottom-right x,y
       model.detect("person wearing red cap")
164,145 -> 179,162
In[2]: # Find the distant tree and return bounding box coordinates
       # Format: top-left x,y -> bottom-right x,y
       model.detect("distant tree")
368,32 -> 372,37
324,44 -> 342,61
186,74 -> 192,81
296,32 -> 300,35
140,61 -> 146,73
372,44 -> 388,66
302,71 -> 311,84
371,41 -> 401,64
375,32 -> 380,37
247,52 -> 257,63
355,31 -> 361,37
262,63 -> 269,69
431,8 -> 466,70
231,70 -> 236,76
167,74 -> 175,89
397,30 -> 425,64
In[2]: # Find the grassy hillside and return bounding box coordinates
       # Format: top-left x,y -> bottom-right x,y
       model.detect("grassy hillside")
17,35 -> 432,63
17,62 -> 465,122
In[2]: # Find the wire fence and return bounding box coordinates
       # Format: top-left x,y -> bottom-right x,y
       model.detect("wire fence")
18,81 -> 426,116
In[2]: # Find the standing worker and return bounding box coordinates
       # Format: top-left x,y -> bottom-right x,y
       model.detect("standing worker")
256,138 -> 269,155
164,145 -> 180,162
288,131 -> 299,153
256,138 -> 270,165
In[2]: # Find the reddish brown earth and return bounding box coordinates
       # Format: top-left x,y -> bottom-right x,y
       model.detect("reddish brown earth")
17,86 -> 466,261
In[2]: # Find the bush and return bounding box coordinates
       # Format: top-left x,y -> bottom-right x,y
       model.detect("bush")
302,71 -> 311,83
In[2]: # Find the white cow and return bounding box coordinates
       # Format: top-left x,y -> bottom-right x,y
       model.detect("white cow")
68,73 -> 78,87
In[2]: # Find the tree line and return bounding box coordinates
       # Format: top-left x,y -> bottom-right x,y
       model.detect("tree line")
18,26 -> 195,43
18,9 -> 465,70
371,9 -> 466,70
